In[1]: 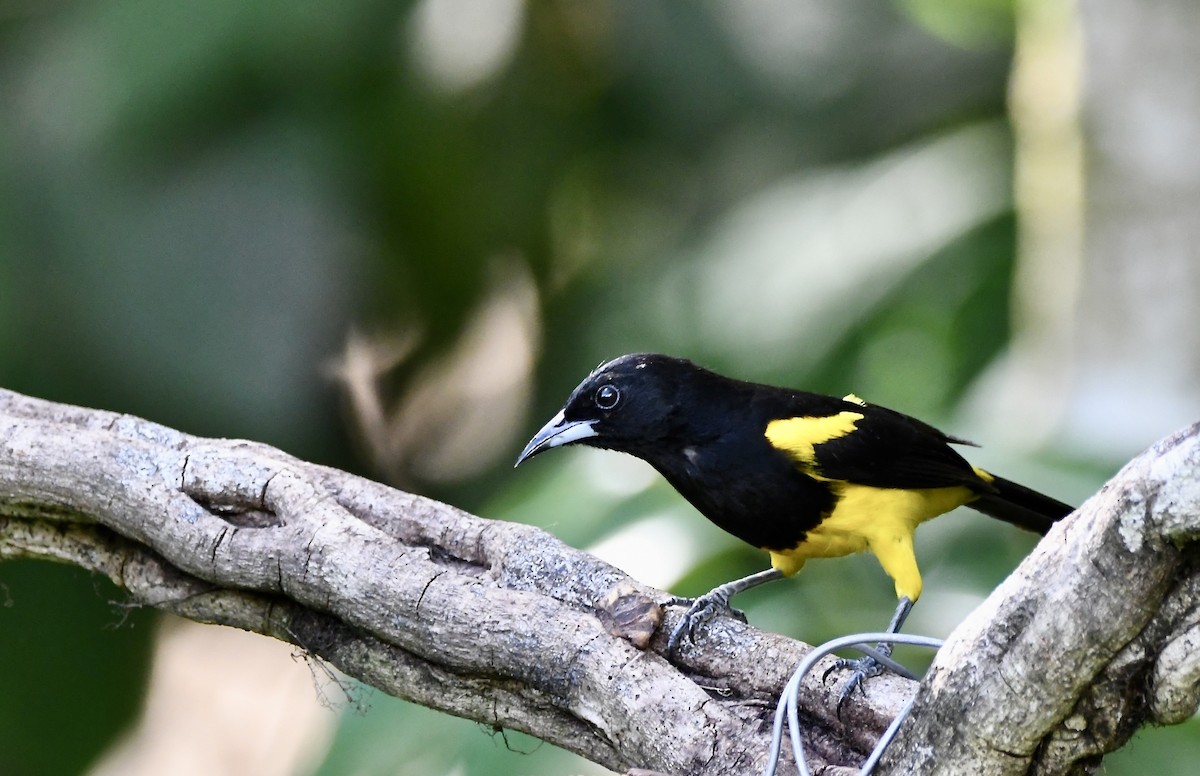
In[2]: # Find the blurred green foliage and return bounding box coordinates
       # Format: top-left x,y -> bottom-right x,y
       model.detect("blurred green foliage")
0,561 -> 155,776
0,1 -> 1187,774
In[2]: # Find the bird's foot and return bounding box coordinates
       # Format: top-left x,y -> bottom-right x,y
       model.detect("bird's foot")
663,592 -> 747,657
661,569 -> 783,658
824,597 -> 915,711
826,655 -> 884,703
823,644 -> 896,714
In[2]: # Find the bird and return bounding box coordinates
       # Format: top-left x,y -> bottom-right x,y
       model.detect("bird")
514,353 -> 1073,693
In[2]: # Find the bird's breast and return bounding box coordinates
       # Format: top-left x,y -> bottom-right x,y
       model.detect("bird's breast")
651,439 -> 838,552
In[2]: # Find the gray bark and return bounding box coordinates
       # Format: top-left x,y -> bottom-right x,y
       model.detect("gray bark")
883,422 -> 1200,774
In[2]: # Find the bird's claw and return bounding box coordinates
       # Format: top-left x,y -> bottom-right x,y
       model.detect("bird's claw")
663,593 -> 746,657
824,654 -> 886,713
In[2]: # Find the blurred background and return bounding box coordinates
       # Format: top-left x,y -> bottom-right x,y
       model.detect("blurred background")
1,0 -> 1197,774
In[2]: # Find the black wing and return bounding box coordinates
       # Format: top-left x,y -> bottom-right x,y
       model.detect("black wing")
761,392 -> 992,492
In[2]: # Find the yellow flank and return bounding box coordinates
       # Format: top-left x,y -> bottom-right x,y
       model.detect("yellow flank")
842,393 -> 867,406
767,482 -> 979,601
973,466 -> 995,483
764,412 -> 865,471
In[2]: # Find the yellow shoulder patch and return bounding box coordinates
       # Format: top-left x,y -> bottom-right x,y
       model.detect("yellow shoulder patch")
765,411 -> 864,469
842,393 -> 867,406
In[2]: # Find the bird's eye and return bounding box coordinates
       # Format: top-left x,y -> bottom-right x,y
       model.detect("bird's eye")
594,384 -> 621,410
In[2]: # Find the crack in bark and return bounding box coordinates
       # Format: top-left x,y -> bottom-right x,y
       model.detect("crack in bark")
415,570 -> 445,618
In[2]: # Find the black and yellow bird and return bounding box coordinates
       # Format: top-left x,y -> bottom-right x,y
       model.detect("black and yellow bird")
515,353 -> 1073,687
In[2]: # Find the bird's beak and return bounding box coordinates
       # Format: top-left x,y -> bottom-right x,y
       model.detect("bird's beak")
514,410 -> 598,467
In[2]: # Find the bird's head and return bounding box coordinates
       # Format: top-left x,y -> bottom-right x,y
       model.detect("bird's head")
515,353 -> 695,466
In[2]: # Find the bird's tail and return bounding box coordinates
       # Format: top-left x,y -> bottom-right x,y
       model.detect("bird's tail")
969,471 -> 1074,535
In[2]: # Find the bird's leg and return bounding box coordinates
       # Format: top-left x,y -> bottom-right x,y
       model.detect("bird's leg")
825,596 -> 914,706
664,568 -> 784,657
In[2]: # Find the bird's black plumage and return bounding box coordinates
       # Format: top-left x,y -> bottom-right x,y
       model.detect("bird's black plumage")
516,353 -> 1073,662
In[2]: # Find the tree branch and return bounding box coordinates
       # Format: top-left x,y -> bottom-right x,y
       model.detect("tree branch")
883,422 -> 1200,774
5,389 -> 1196,774
0,389 -> 906,774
